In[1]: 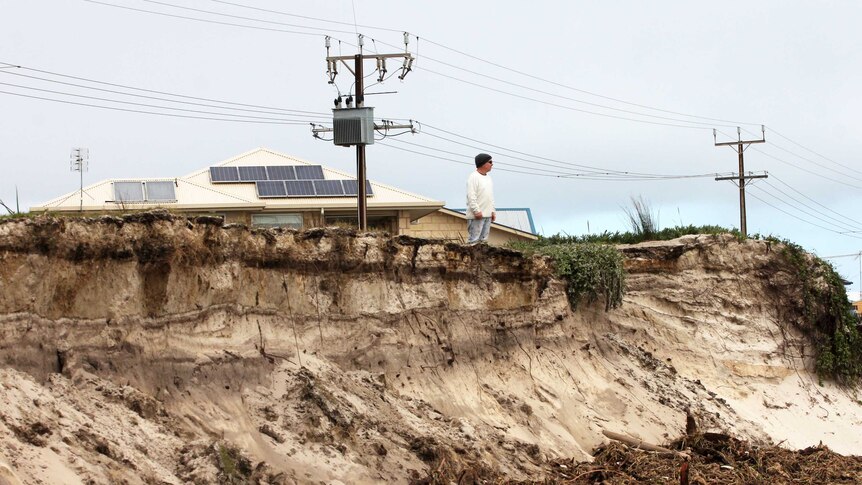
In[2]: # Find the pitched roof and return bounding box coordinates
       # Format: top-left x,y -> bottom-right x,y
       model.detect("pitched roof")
448,207 -> 537,235
33,147 -> 443,213
439,208 -> 538,240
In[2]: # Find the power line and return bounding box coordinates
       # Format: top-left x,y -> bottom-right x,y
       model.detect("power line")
822,252 -> 862,259
418,131 -> 618,176
369,38 -> 742,130
208,0 -> 404,33
769,175 -> 862,231
0,69 -> 330,118
385,137 -> 722,181
83,0 -> 343,38
417,37 -> 762,127
140,0 -> 358,35
741,127 -> 862,183
416,66 -> 715,130
768,127 -> 862,178
388,138 -> 598,178
752,183 -> 861,233
0,81 -> 329,123
0,89 -> 313,125
420,123 -> 718,179
752,148 -> 862,191
87,1 -> 766,134
376,140 -> 606,179
0,61 -> 328,115
134,1 -> 762,131
745,187 -> 862,240
194,0 -> 763,127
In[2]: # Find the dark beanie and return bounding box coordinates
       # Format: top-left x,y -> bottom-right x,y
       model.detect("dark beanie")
475,153 -> 492,168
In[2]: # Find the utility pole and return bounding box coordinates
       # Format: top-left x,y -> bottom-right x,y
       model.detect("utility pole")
714,126 -> 767,238
312,33 -> 416,231
70,147 -> 89,212
354,52 -> 367,230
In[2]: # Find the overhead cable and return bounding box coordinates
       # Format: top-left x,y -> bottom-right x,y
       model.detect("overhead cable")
140,0 -> 358,35
417,37 -> 762,128
752,148 -> 862,191
416,66 -> 714,130
0,69 -> 330,118
741,127 -> 862,183
751,184 -> 862,233
0,61 -> 328,115
0,82 -> 329,123
195,1 -> 762,127
769,175 -> 862,231
83,0 -> 341,38
746,187 -> 862,240
384,137 -> 723,181
208,0 -> 404,33
768,127 -> 862,178
0,90 -> 313,125
420,123 -> 717,178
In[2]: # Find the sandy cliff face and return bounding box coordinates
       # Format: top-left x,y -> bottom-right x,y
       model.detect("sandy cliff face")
0,213 -> 859,484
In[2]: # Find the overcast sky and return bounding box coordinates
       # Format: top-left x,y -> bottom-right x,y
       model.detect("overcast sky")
2,1 -> 861,296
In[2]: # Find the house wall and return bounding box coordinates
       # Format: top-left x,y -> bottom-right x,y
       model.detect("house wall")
401,210 -> 466,242
400,210 -> 532,245
73,207 -> 528,244
224,212 -> 249,225
853,300 -> 862,315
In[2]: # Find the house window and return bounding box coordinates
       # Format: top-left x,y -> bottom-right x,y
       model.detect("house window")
252,213 -> 303,229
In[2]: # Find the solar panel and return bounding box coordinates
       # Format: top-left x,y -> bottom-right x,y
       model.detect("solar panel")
210,166 -> 240,183
145,181 -> 176,201
238,166 -> 268,181
285,180 -> 315,197
266,165 -> 296,181
341,180 -> 374,196
256,181 -> 287,198
114,182 -> 145,202
313,180 -> 345,196
295,165 -> 325,180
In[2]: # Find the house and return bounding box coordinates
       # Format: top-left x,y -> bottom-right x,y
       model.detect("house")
852,300 -> 862,316
32,148 -> 538,244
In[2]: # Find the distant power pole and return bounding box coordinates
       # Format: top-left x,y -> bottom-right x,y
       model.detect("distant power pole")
70,148 -> 89,212
312,33 -> 416,230
714,126 -> 767,238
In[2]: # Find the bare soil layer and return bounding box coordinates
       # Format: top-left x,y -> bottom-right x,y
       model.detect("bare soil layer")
0,212 -> 860,484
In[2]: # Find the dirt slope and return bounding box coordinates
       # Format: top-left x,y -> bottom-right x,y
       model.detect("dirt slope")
0,213 -> 859,484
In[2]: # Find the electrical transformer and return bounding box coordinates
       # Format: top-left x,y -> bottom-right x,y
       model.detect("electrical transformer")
333,107 -> 375,146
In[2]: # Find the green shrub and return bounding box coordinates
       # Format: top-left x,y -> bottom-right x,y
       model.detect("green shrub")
755,235 -> 862,385
514,242 -> 625,311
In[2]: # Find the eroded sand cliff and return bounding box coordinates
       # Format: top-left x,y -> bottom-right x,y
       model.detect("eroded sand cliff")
0,212 -> 859,484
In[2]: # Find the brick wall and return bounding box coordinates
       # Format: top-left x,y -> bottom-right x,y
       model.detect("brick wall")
402,211 -> 467,242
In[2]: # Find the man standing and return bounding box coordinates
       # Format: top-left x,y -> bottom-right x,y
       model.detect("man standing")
466,153 -> 496,244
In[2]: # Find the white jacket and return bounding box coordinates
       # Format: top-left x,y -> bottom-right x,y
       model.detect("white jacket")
466,171 -> 495,218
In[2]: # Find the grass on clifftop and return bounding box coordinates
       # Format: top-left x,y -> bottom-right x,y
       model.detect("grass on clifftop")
534,224 -> 739,246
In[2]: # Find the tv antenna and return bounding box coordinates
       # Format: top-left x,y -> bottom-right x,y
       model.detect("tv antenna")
70,148 -> 89,212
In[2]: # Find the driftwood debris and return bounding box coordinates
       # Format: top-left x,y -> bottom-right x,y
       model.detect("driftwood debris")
602,430 -> 690,460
